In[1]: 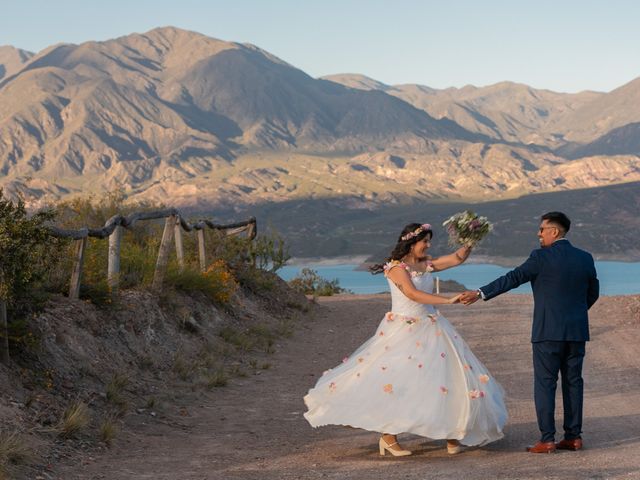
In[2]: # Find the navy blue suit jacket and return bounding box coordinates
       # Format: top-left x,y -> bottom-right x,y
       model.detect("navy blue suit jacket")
480,239 -> 599,342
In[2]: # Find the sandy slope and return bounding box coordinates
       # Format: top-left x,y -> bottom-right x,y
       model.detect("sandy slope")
54,294 -> 640,480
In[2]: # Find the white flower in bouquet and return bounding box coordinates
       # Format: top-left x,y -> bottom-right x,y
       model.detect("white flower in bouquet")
442,210 -> 493,247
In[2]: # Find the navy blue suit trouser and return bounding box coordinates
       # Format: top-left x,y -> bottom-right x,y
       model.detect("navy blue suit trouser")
532,341 -> 586,442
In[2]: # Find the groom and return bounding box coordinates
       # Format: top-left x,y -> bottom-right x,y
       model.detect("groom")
460,211 -> 599,453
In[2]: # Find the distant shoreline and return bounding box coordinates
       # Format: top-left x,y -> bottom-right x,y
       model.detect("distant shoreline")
288,254 -> 640,269
288,255 -> 529,269
287,255 -> 371,266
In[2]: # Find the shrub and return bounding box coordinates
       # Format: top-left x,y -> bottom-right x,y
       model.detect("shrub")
248,229 -> 290,273
165,260 -> 238,305
0,191 -> 67,351
288,268 -> 348,296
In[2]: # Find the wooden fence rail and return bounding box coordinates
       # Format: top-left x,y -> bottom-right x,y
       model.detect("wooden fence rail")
48,210 -> 257,298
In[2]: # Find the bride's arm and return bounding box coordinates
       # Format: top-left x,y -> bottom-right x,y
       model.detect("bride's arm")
386,267 -> 460,304
430,245 -> 472,272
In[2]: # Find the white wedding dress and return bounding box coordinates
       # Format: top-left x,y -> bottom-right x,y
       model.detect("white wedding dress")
304,263 -> 507,446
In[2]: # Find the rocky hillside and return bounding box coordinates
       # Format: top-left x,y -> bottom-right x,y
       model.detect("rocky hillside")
1,27 -> 640,210
0,46 -> 33,80
211,181 -> 640,261
324,73 -> 640,160
323,74 -> 603,147
0,273 -> 310,479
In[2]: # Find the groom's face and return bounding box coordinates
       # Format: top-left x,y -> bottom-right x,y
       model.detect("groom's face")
537,220 -> 559,247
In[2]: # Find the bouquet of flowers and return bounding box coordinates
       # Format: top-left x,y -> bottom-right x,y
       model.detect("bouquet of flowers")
442,210 -> 492,247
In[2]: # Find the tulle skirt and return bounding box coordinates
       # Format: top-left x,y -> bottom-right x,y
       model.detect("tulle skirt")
304,309 -> 507,445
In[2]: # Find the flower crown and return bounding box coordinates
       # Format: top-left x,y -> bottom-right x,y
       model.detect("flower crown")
401,223 -> 432,241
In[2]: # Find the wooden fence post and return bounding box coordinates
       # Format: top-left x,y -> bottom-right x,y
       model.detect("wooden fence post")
174,218 -> 184,271
108,226 -> 122,294
69,237 -> 87,299
197,229 -> 206,272
153,215 -> 176,290
246,221 -> 256,240
0,300 -> 8,365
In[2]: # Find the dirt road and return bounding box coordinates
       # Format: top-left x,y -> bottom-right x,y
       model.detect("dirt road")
55,294 -> 640,480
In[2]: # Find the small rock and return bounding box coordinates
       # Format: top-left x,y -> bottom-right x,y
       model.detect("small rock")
183,316 -> 200,333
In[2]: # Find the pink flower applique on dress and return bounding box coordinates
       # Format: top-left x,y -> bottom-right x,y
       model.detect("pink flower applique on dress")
357,357 -> 364,363
469,390 -> 485,399
381,366 -> 387,371
379,331 -> 385,336
385,312 -> 394,322
479,374 -> 490,384
418,363 -> 423,368
440,352 -> 446,358
329,382 -> 337,392
383,260 -> 409,277
342,357 -> 349,363
383,384 -> 393,394
405,316 -> 418,325
440,386 -> 448,395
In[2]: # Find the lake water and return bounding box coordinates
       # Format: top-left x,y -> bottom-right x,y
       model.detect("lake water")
278,261 -> 640,296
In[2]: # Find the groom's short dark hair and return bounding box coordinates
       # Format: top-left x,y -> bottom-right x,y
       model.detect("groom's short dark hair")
541,211 -> 571,234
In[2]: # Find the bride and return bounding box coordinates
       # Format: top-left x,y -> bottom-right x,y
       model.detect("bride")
303,223 -> 507,456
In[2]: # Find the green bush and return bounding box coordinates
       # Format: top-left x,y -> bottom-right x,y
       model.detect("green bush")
288,268 -> 348,296
164,260 -> 238,305
0,190 -> 67,337
248,229 -> 290,273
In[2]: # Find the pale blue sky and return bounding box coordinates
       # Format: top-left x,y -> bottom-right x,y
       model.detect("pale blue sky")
2,0 -> 639,93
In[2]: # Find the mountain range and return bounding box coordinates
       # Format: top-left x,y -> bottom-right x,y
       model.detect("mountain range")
1,27 -> 639,259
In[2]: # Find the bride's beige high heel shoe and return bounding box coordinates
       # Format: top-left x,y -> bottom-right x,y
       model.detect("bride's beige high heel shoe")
447,440 -> 464,455
379,437 -> 412,456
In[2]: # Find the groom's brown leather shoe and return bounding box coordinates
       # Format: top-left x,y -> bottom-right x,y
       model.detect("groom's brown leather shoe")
526,441 -> 556,453
556,438 -> 582,451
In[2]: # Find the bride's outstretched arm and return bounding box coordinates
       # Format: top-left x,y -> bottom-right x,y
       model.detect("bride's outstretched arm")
430,245 -> 472,271
386,268 -> 460,305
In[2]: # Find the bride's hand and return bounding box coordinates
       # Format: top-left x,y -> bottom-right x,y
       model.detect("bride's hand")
447,294 -> 463,304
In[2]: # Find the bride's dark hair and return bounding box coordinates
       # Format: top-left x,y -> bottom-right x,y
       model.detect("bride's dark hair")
370,223 -> 433,274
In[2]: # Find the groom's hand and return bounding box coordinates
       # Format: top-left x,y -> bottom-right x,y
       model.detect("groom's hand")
460,290 -> 480,305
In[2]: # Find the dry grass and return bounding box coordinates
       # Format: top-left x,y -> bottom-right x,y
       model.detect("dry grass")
0,430 -> 33,478
57,401 -> 90,438
99,415 -> 118,447
205,369 -> 228,389
172,351 -> 196,381
106,373 -> 130,415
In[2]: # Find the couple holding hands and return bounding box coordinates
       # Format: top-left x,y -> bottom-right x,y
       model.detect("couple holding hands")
304,211 -> 599,456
